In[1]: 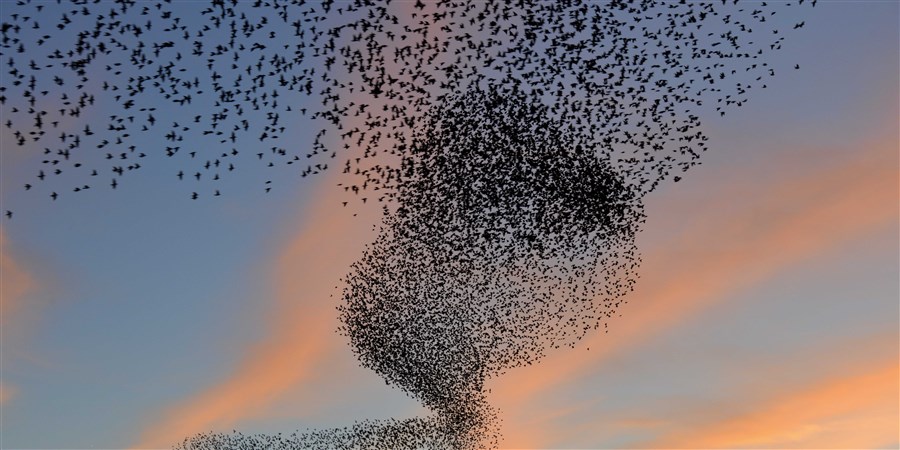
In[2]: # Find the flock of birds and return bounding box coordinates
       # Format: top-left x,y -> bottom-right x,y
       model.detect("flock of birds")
338,86 -> 641,445
2,0 -> 811,212
1,0 -> 813,448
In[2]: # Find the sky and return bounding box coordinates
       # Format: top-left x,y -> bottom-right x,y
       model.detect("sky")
1,1 -> 898,449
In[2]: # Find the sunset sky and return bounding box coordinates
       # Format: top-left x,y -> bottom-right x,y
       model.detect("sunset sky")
1,1 -> 897,449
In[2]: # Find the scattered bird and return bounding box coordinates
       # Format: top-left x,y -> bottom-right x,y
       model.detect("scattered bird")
1,0 -> 812,209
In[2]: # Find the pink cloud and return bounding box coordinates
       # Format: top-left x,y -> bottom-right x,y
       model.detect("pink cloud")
134,174 -> 383,449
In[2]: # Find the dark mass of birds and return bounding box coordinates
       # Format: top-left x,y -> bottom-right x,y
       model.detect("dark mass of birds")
2,0 -> 813,448
336,86 -> 641,447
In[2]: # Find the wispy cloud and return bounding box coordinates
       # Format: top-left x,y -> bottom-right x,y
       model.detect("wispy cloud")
641,358 -> 899,449
1,228 -> 39,407
524,329 -> 900,449
0,228 -> 36,329
493,139 -> 898,448
0,380 -> 15,407
135,176 -> 382,449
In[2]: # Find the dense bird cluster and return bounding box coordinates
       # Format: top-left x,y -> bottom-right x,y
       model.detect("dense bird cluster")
336,86 -> 641,447
2,0 -> 812,448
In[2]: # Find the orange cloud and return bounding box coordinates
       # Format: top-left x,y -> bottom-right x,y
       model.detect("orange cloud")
499,331 -> 898,450
0,228 -> 36,328
493,139 -> 898,447
1,228 -> 38,407
134,175 -> 383,449
0,381 -> 15,407
643,359 -> 899,449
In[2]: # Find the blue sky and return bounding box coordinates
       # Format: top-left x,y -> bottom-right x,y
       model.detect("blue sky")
1,1 -> 897,449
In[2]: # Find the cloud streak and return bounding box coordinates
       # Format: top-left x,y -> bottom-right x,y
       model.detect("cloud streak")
1,228 -> 39,408
0,229 -> 36,329
135,176 -> 381,449
0,381 -> 15,407
642,358 -> 899,449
